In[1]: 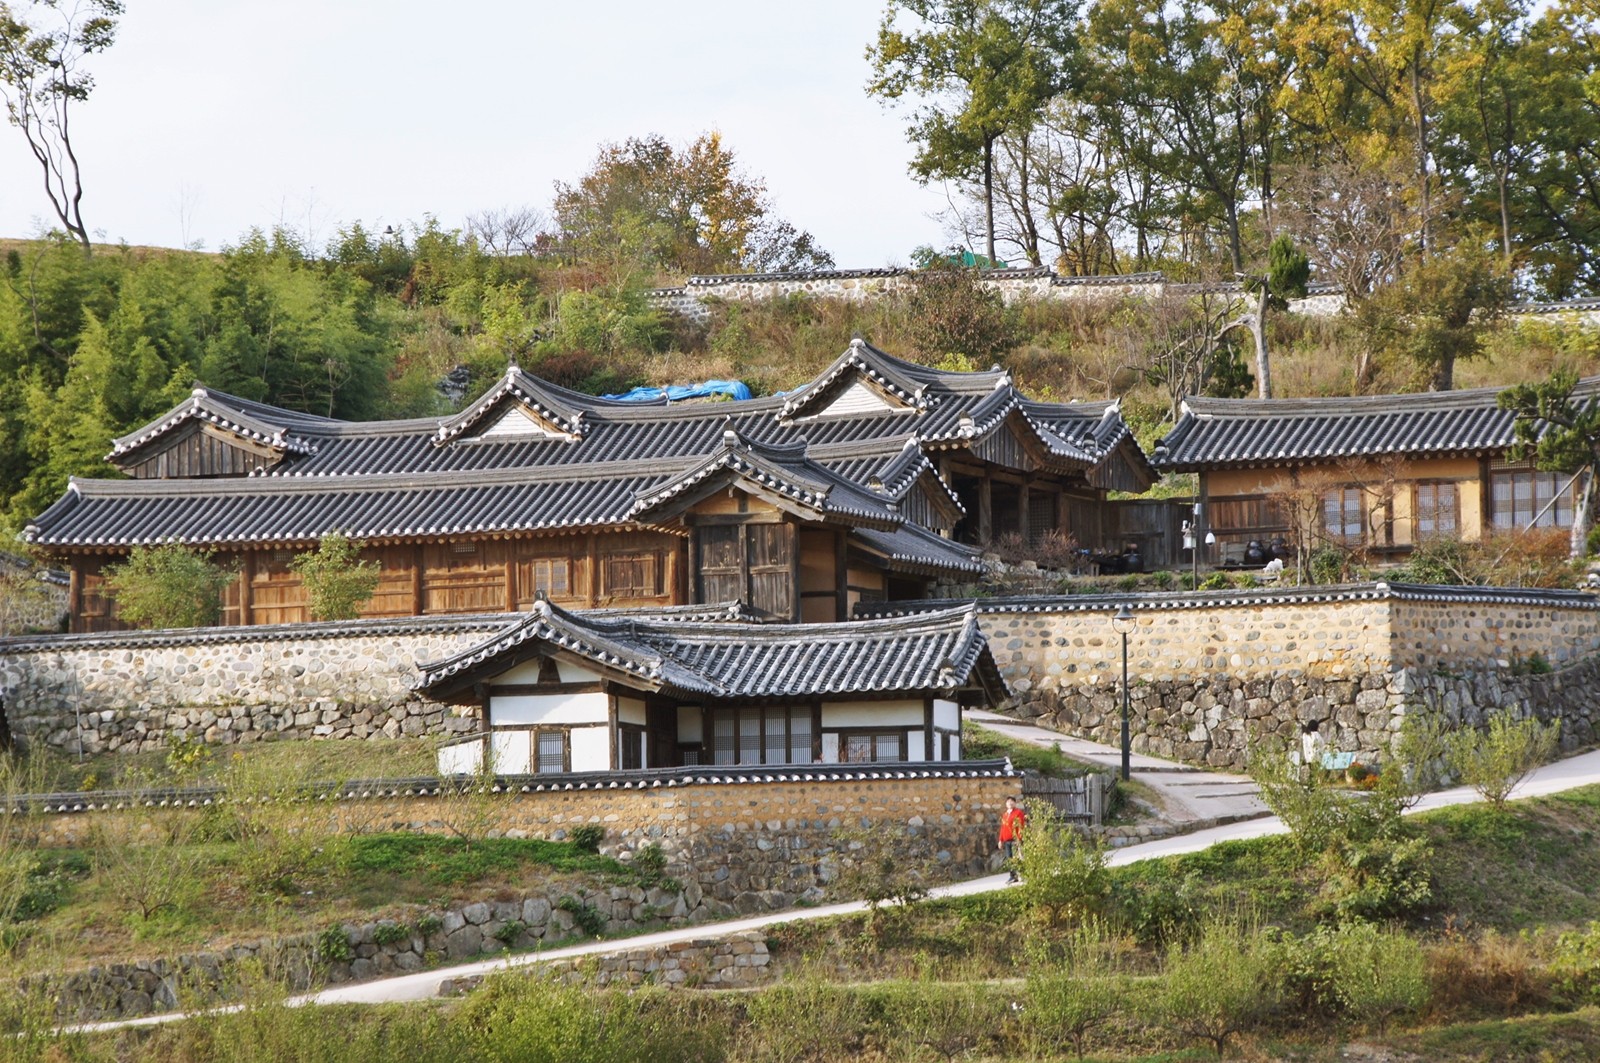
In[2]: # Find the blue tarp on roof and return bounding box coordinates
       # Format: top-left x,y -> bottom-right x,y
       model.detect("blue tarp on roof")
602,379 -> 753,403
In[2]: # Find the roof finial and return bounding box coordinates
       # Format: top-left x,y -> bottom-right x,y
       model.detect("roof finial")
849,335 -> 865,351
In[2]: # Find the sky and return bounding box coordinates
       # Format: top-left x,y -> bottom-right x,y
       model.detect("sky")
0,0 -> 956,269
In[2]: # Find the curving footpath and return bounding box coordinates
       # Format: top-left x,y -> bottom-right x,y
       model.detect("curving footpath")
64,742 -> 1600,1033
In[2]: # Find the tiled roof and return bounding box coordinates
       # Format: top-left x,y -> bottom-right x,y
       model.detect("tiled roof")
4,759 -> 1019,814
29,342 -> 1145,566
416,600 -> 1009,703
854,581 -> 1600,618
1151,379 -> 1600,471
108,387 -> 321,463
629,431 -> 904,529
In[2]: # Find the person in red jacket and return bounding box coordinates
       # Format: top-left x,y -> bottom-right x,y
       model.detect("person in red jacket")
998,796 -> 1026,883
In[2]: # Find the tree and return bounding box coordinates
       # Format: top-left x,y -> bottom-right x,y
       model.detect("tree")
904,261 -> 1017,362
290,532 -> 381,621
868,0 -> 1079,265
102,543 -> 236,629
0,0 -> 122,250
1015,801 -> 1109,929
1365,234 -> 1512,391
1233,234 -> 1310,399
552,132 -> 832,277
1158,916 -> 1282,1057
1499,368 -> 1600,556
1445,711 -> 1560,810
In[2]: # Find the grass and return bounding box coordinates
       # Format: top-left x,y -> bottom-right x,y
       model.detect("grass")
344,834 -> 621,892
27,738 -> 438,793
962,721 -> 1099,777
3,830 -> 634,974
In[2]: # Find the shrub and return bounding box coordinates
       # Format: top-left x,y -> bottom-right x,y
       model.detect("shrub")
1446,713 -> 1561,810
1016,803 -> 1109,930
1326,921 -> 1429,1035
631,842 -> 675,889
1023,924 -> 1125,1060
317,927 -> 353,963
456,977 -> 722,1062
1112,865 -> 1203,948
1157,917 -> 1283,1057
372,922 -> 410,947
1308,546 -> 1347,584
289,532 -> 381,621
741,976 -> 870,1062
904,263 -> 1017,364
492,919 -> 527,946
1318,833 -> 1434,921
1551,921 -> 1600,1006
569,823 -> 605,853
556,896 -> 606,938
414,913 -> 444,937
832,824 -> 932,940
102,542 -> 237,629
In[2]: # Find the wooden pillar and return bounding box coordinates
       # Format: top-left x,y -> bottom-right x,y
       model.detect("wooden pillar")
504,544 -> 516,613
239,551 -> 254,626
835,528 -> 848,621
1018,478 -> 1031,545
587,536 -> 600,607
411,544 -> 425,616
978,478 -> 993,545
1479,457 -> 1493,539
67,561 -> 82,634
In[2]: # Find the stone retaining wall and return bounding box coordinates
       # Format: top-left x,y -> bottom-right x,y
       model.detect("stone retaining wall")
1025,649 -> 1600,771
22,772 -> 1013,915
0,615 -> 510,755
439,931 -> 773,995
43,882 -> 713,1023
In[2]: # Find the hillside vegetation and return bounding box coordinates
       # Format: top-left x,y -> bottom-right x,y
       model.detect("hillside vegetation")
10,783 -> 1597,1062
3,232 -> 1597,538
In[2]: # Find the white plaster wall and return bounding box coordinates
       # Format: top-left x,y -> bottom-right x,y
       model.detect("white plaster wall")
820,701 -> 923,728
491,691 -> 607,727
616,697 -> 647,726
933,699 -> 960,730
677,706 -> 702,744
491,730 -> 531,774
571,726 -> 611,772
438,740 -> 481,775
906,733 -> 927,761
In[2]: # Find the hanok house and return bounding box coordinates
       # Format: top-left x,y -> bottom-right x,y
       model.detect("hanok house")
1151,381 -> 1600,561
25,339 -> 1153,633
418,600 -> 1008,774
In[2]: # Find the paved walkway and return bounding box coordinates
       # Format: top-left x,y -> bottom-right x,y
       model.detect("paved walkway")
966,709 -> 1269,823
67,746 -> 1600,1031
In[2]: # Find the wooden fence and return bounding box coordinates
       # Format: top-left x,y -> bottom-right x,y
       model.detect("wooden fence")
1021,772 -> 1109,826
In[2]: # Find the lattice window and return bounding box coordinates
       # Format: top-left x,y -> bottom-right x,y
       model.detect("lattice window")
1322,487 -> 1364,542
1414,482 -> 1460,540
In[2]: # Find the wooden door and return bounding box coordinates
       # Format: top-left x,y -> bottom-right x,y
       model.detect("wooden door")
747,523 -> 795,619
696,524 -> 745,604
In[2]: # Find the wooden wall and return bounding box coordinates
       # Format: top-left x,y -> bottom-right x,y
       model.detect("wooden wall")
69,530 -> 687,633
120,423 -> 280,479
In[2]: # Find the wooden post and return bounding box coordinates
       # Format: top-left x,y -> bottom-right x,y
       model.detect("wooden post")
239,551 -> 254,626
67,561 -> 82,634
978,478 -> 993,545
411,544 -> 425,616
1018,479 -> 1031,545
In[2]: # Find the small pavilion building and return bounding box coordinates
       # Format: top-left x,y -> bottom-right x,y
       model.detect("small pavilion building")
417,600 -> 1008,775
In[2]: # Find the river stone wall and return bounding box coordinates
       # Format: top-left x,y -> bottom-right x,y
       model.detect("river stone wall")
0,615 -> 512,755
649,266 -> 1600,326
865,583 -> 1600,769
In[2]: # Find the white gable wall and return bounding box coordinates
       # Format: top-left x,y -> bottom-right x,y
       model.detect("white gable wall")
478,405 -> 569,439
813,380 -> 902,418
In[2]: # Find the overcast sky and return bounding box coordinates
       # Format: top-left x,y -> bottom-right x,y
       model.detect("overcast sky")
0,0 -> 955,268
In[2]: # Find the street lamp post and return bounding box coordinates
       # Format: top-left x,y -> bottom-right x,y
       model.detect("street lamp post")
1111,604 -> 1136,781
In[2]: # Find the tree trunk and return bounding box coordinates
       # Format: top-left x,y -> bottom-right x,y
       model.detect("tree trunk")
1572,466 -> 1596,559
1251,287 -> 1272,399
983,135 -> 997,266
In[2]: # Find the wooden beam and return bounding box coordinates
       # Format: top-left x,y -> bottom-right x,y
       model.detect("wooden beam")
411,545 -> 424,616
67,563 -> 82,634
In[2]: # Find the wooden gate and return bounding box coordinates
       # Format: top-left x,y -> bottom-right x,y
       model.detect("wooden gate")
1021,773 -> 1109,826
